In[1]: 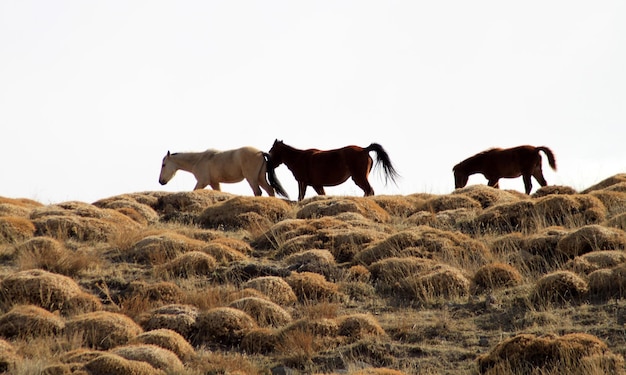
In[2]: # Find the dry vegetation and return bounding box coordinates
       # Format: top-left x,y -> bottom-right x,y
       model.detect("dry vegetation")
1,175 -> 626,374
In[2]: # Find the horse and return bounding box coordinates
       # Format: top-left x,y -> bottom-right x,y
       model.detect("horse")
453,145 -> 557,194
267,139 -> 400,201
158,146 -> 289,198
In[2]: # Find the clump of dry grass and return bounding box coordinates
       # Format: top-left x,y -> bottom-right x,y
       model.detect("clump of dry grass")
398,264 -> 470,303
565,250 -> 626,275
0,216 -> 36,244
588,263 -> 626,300
130,328 -> 196,362
197,196 -> 293,230
368,256 -> 437,294
532,270 -> 589,306
286,271 -> 341,303
532,185 -> 578,198
534,194 -> 607,228
192,307 -> 257,348
370,194 -> 426,217
471,262 -> 523,293
275,226 -> 388,264
156,251 -> 218,278
463,200 -> 537,234
122,232 -> 207,265
452,185 -> 522,209
406,207 -> 479,231
354,226 -> 489,267
202,241 -> 248,264
0,269 -> 102,315
64,310 -> 144,350
241,327 -> 279,354
244,276 -> 298,306
0,339 -> 21,373
606,212 -> 626,231
582,174 -> 626,193
296,197 -> 391,223
156,189 -> 234,215
12,236 -> 99,276
228,296 -> 293,328
136,304 -> 199,339
93,194 -> 160,225
83,352 -> 165,375
588,190 -> 626,219
30,201 -> 143,242
556,224 -> 626,258
110,344 -> 185,373
0,304 -> 65,339
284,249 -> 336,268
337,313 -> 386,342
422,194 -> 482,213
58,348 -> 104,365
477,332 -> 624,375
120,281 -> 187,316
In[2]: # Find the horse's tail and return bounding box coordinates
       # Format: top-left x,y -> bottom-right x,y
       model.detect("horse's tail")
365,143 -> 400,185
536,146 -> 557,171
263,152 -> 289,199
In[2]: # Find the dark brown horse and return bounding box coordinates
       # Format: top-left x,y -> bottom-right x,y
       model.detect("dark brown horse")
453,145 -> 557,194
268,140 -> 400,201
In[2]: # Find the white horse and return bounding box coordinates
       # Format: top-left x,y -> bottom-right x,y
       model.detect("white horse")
158,146 -> 288,198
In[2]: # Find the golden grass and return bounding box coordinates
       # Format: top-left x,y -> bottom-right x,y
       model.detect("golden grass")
192,307 -> 257,348
0,216 -> 36,244
296,196 -> 391,223
477,332 -> 624,375
1,176 -> 626,374
0,269 -> 102,315
64,310 -> 144,350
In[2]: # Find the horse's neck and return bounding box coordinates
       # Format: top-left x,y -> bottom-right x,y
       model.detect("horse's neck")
279,146 -> 306,167
462,155 -> 485,173
171,152 -> 205,171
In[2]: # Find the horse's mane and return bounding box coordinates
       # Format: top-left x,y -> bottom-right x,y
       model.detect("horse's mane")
454,147 -> 501,170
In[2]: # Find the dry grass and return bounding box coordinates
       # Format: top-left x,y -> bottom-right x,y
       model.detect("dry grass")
1,175 -> 625,374
477,332 -> 625,374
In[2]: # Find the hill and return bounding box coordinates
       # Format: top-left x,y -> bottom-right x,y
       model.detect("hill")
0,174 -> 625,374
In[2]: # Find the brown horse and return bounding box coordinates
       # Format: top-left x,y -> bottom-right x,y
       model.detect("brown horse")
453,145 -> 557,194
268,140 -> 400,201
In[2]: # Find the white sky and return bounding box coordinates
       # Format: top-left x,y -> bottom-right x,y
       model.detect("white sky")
1,1 -> 625,204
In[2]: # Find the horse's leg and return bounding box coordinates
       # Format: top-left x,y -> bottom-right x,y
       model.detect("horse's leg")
487,179 -> 500,189
193,181 -> 208,190
313,186 -> 326,195
258,178 -> 275,197
532,168 -> 548,187
248,181 -> 263,196
522,175 -> 533,194
298,182 -> 308,201
352,176 -> 375,196
210,182 -> 221,191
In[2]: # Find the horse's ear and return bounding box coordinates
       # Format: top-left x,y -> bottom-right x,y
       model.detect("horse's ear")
167,151 -> 171,157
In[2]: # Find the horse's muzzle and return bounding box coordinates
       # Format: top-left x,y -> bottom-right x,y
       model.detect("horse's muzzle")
159,179 -> 167,185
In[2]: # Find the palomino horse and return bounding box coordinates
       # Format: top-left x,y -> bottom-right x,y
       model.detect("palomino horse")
453,145 -> 557,194
159,146 -> 288,198
267,140 -> 400,201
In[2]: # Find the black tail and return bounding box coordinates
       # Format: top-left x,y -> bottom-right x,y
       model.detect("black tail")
365,143 -> 400,185
263,152 -> 289,199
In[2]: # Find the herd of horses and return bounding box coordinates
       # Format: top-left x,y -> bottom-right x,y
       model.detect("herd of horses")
159,141 -> 557,201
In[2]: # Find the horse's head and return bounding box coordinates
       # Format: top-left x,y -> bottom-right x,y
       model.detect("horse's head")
159,151 -> 177,185
453,165 -> 468,189
268,139 -> 285,167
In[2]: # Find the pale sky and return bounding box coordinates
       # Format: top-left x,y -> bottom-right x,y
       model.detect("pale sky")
2,1 -> 625,204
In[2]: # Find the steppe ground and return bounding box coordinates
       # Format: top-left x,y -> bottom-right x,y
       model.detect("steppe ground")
0,174 -> 625,374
